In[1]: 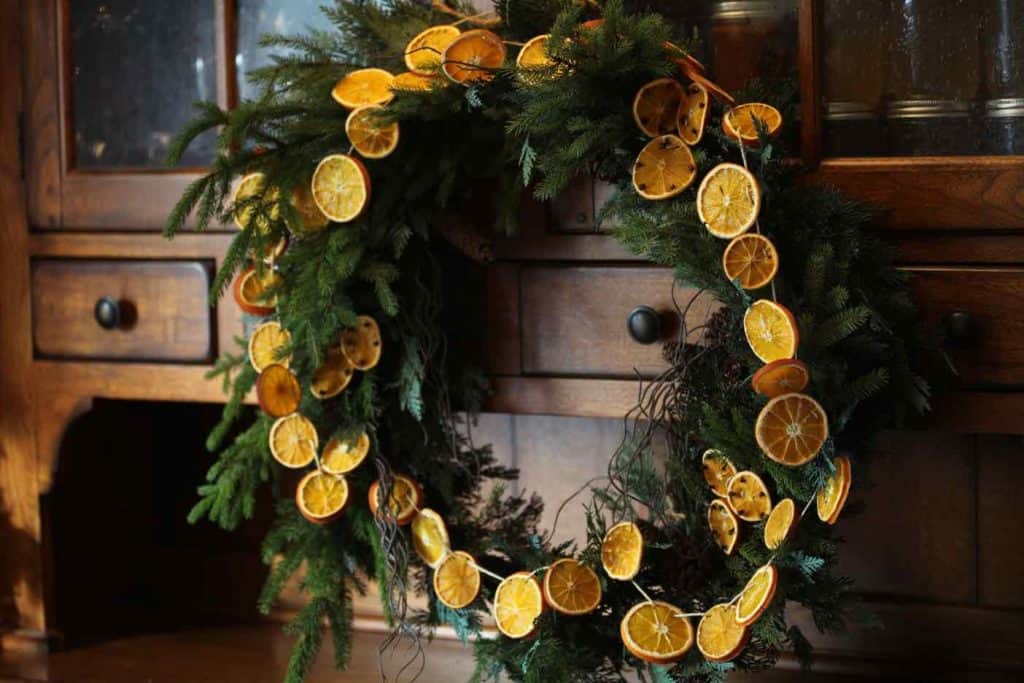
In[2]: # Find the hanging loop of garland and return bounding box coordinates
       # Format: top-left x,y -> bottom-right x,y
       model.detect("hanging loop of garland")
166,1 -> 934,681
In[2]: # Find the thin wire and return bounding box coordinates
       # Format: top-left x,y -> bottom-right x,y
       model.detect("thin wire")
468,560 -> 507,583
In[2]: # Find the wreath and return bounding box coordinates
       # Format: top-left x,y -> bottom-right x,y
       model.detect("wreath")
166,1 -> 934,681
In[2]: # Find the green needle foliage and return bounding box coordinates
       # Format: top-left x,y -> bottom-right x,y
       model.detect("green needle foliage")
166,1 -> 935,681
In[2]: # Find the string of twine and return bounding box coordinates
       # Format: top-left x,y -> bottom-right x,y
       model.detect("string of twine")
734,125 -> 779,305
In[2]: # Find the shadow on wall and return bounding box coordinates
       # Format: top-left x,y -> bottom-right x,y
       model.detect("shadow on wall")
0,485 -> 40,635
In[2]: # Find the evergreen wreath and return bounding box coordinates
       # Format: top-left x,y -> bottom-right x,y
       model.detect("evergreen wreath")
165,1 -> 934,681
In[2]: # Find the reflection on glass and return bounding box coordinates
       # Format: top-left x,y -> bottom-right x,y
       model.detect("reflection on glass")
70,0 -> 217,168
236,0 -> 335,101
823,0 -> 1023,157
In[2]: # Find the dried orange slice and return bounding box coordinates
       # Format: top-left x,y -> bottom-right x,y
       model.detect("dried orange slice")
433,550 -> 480,609
764,498 -> 797,550
232,172 -> 280,232
311,154 -> 371,224
743,300 -> 799,364
736,564 -> 778,626
295,470 -> 348,524
411,508 -> 450,569
722,234 -> 778,290
368,474 -> 423,525
702,449 -> 737,498
441,29 -> 506,85
256,363 -> 301,418
516,34 -> 553,69
755,392 -> 829,467
432,548 -> 479,610
632,78 -> 684,137
817,455 -> 852,525
696,162 -> 760,239
289,184 -> 329,234
726,471 -> 772,522
331,68 -> 395,109
620,601 -> 694,664
677,82 -> 708,145
321,432 -> 370,475
405,25 -> 461,74
341,315 -> 383,370
601,521 -> 644,581
391,71 -> 437,91
493,572 -> 545,639
632,135 -> 697,201
310,345 -> 355,399
723,103 -> 783,146
696,603 -> 749,662
708,499 -> 739,555
542,558 -> 601,616
752,358 -> 810,399
345,105 -> 399,159
269,413 -> 317,469
232,266 -> 281,317
248,321 -> 292,372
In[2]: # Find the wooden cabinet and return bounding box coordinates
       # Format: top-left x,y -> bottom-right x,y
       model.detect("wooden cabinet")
1,0 -> 1023,680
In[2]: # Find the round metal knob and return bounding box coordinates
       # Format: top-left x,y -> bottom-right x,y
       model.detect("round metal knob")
627,306 -> 662,345
943,310 -> 978,349
94,296 -> 121,330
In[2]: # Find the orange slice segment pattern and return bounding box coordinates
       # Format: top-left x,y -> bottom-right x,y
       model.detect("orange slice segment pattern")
493,573 -> 544,639
722,233 -> 778,290
433,550 -> 480,609
620,601 -> 694,664
708,499 -> 739,555
696,603 -> 749,662
817,455 -> 852,524
755,392 -> 829,467
441,29 -> 506,85
248,321 -> 292,372
724,103 -> 783,145
764,498 -> 797,549
726,470 -> 773,522
345,105 -> 400,159
255,363 -> 301,418
743,300 -> 799,364
696,163 -> 761,239
632,135 -> 697,201
633,78 -> 685,137
321,432 -> 370,475
405,25 -> 461,74
601,521 -> 644,580
331,68 -> 395,109
411,508 -> 450,569
295,471 -> 348,523
542,558 -> 602,616
516,34 -> 554,69
368,474 -> 423,525
311,154 -> 371,224
269,413 -> 318,469
735,564 -> 778,625
752,358 -> 810,398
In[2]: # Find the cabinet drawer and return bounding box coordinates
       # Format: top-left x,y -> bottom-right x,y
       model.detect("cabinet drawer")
31,259 -> 213,362
520,267 -> 716,377
910,267 -> 1024,387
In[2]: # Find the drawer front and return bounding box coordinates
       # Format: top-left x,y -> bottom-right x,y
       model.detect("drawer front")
32,259 -> 213,362
910,267 -> 1024,387
520,266 -> 717,377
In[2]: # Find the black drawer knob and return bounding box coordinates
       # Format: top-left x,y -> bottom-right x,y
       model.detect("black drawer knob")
627,306 -> 662,345
943,310 -> 978,349
94,296 -> 121,330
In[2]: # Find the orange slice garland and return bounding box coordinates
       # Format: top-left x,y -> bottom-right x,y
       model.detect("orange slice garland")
722,233 -> 778,290
632,78 -> 685,137
391,71 -> 437,92
697,163 -> 761,239
817,455 -> 852,524
232,266 -> 281,317
735,564 -> 778,626
411,508 -> 450,569
755,392 -> 829,466
542,558 -> 602,616
725,470 -> 773,522
632,134 -> 697,201
723,103 -> 783,146
764,498 -> 797,549
320,432 -> 370,475
441,29 -> 506,85
255,363 -> 301,418
433,550 -> 481,609
493,573 -> 545,639
743,300 -> 799,364
677,82 -> 709,145
708,499 -> 739,555
516,34 -> 554,69
620,601 -> 694,664
404,25 -> 461,74
248,321 -> 292,372
311,154 -> 371,224
345,105 -> 400,159
752,358 -> 810,398
696,603 -> 749,662
341,315 -> 383,370
331,68 -> 395,109
268,413 -> 317,469
295,471 -> 348,524
702,448 -> 737,498
600,521 -> 644,581
368,473 -> 423,525
310,344 -> 355,399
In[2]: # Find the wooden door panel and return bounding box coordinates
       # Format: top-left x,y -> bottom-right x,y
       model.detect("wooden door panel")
977,435 -> 1024,609
31,259 -> 213,362
519,266 -> 718,378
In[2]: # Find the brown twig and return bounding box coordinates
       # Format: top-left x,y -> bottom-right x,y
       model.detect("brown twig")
431,1 -> 502,28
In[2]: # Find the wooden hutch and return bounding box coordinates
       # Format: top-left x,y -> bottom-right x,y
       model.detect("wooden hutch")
1,0 -> 1023,680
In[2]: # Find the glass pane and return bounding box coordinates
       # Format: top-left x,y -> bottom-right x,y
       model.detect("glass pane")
69,1 -> 218,169
823,0 -> 1024,157
236,0 -> 335,102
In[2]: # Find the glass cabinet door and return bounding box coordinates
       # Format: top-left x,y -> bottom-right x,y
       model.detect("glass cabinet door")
822,0 -> 1023,157
69,0 -> 219,169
